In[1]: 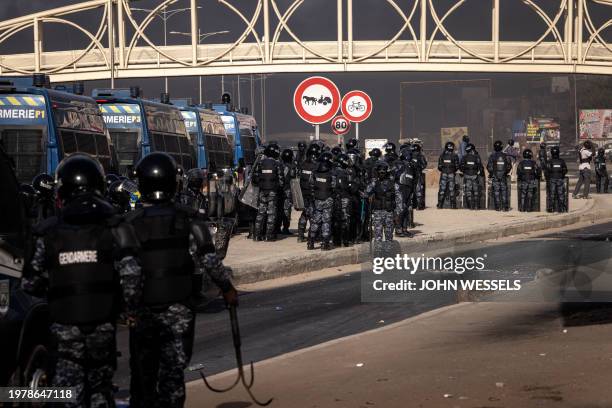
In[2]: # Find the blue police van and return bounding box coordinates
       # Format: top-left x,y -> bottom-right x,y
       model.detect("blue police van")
212,102 -> 261,169
93,88 -> 196,175
0,76 -> 117,183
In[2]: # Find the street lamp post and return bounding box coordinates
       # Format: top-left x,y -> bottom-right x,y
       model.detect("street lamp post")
170,29 -> 229,104
132,5 -> 202,93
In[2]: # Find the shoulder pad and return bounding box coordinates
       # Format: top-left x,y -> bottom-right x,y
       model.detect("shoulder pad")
32,216 -> 59,235
191,221 -> 216,255
112,222 -> 140,251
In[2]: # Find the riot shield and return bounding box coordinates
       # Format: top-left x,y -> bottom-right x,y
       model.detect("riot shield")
290,178 -> 304,210
239,182 -> 259,209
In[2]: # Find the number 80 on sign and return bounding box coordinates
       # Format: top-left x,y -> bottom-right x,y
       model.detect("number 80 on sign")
331,116 -> 351,136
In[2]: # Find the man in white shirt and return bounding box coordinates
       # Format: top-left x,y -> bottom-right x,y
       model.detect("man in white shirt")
573,140 -> 593,199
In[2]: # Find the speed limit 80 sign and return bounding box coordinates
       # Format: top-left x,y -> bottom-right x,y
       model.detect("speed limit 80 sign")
331,116 -> 351,136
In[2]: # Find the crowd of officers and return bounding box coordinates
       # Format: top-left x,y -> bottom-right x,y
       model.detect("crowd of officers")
246,135 -> 583,251
18,152 -> 238,408
249,138 -> 428,248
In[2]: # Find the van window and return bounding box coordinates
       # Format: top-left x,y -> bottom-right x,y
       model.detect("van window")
0,129 -> 44,183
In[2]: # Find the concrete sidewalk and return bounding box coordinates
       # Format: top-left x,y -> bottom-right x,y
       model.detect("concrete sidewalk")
225,188 -> 612,284
186,301 -> 612,408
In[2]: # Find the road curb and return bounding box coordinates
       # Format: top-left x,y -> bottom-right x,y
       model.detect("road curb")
230,197 -> 610,285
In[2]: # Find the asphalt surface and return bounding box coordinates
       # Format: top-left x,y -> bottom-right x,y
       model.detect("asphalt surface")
114,221 -> 612,390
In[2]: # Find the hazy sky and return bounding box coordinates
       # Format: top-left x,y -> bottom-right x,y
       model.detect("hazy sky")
0,1 -> 610,142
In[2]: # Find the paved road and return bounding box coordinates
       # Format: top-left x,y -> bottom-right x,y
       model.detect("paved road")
114,221 -> 612,389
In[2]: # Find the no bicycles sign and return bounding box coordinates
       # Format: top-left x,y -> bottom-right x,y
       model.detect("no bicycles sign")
293,76 -> 341,125
341,90 -> 373,123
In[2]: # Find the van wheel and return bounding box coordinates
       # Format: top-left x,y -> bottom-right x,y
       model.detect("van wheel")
23,345 -> 50,407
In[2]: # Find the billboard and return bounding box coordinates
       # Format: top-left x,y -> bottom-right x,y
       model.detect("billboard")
440,127 -> 468,148
525,117 -> 560,144
579,109 -> 612,140
365,138 -> 387,157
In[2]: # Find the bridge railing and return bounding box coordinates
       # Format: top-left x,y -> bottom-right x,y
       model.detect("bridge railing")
0,0 -> 610,81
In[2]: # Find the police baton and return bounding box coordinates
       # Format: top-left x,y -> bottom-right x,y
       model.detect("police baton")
198,304 -> 273,406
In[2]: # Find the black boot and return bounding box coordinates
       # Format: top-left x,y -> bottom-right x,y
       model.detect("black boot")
297,230 -> 306,243
265,234 -> 277,242
321,241 -> 332,251
307,238 -> 315,250
402,228 -> 413,238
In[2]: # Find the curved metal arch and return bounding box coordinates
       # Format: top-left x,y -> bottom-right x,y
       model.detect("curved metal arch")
271,0 -> 304,58
582,0 -> 612,56
427,0 -> 567,63
40,15 -> 111,73
269,0 -> 338,63
583,18 -> 612,62
0,3 -> 109,74
351,0 -> 420,63
123,0 -> 263,68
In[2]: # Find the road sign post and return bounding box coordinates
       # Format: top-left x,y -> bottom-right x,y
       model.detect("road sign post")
341,90 -> 372,142
294,77 -> 341,141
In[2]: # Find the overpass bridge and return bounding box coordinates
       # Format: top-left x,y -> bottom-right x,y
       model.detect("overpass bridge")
0,0 -> 610,84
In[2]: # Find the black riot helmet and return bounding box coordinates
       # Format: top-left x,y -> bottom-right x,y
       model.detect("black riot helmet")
105,173 -> 120,189
369,148 -> 382,158
550,145 -> 560,158
384,142 -> 396,154
410,143 -> 421,153
346,138 -> 358,150
584,140 -> 593,150
493,140 -> 504,152
399,148 -> 410,161
265,142 -> 281,159
297,141 -> 307,153
186,168 -> 204,192
55,154 -> 106,203
331,146 -> 342,157
281,148 -> 294,164
597,147 -> 605,156
32,173 -> 55,198
445,141 -> 455,152
523,149 -> 533,160
465,143 -> 475,154
376,161 -> 390,179
309,142 -> 322,156
462,135 -> 470,143
318,151 -> 334,172
107,180 -> 131,209
136,152 -> 178,203
337,153 -> 350,169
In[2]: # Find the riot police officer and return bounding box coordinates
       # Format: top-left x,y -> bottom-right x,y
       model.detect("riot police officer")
363,162 -> 401,242
280,148 -> 295,234
487,140 -> 512,211
31,173 -> 56,222
22,154 -> 141,407
517,149 -> 541,212
437,141 -> 460,209
308,152 -> 336,251
364,148 -> 382,182
180,168 -> 207,215
108,179 -> 132,213
594,147 -> 608,193
383,142 -> 398,165
127,152 -> 237,408
334,153 -> 359,246
297,144 -> 319,242
394,150 -> 416,237
547,146 -> 568,212
410,143 -> 427,210
252,143 -> 283,241
460,143 -> 482,210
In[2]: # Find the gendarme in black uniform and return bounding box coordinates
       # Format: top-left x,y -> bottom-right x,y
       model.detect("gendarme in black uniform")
126,152 -> 237,408
22,154 -> 141,407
